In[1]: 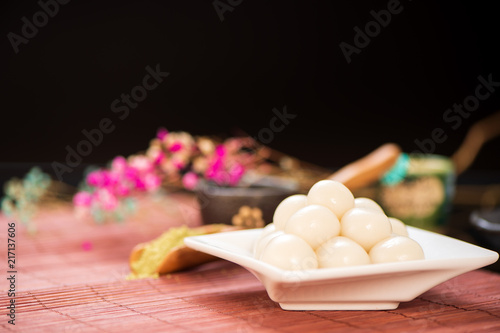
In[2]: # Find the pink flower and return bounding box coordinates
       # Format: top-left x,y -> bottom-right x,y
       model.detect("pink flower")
111,156 -> 127,173
104,171 -> 120,187
81,241 -> 93,251
213,173 -> 228,185
206,151 -> 224,177
114,183 -> 131,196
171,157 -> 186,170
169,141 -> 183,152
125,166 -> 139,181
205,163 -> 219,180
129,156 -> 153,173
182,172 -> 199,190
95,188 -> 119,211
205,149 -> 226,184
228,163 -> 245,186
144,173 -> 161,191
73,191 -> 92,207
157,128 -> 168,140
215,144 -> 226,157
86,170 -> 104,187
133,177 -> 146,191
86,170 -> 119,188
202,142 -> 247,186
152,151 -> 165,165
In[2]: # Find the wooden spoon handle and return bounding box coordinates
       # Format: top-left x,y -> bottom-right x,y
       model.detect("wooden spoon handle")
451,110 -> 500,175
327,143 -> 402,191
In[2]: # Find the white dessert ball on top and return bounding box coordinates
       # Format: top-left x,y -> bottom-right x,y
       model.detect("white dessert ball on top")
354,197 -> 384,213
307,180 -> 355,219
272,194 -> 308,230
340,207 -> 392,252
284,204 -> 340,249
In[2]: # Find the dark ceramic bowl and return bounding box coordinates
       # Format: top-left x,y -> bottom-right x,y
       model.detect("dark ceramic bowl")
470,208 -> 500,251
196,178 -> 299,226
470,208 -> 500,272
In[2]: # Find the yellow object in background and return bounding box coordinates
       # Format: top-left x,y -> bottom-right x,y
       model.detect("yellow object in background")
128,224 -> 236,280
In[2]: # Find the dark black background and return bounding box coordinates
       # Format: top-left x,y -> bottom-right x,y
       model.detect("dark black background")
1,0 -> 500,184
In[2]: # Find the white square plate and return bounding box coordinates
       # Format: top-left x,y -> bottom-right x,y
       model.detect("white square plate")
185,226 -> 499,310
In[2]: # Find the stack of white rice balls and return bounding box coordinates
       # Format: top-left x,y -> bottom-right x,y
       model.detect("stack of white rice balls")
253,180 -> 425,270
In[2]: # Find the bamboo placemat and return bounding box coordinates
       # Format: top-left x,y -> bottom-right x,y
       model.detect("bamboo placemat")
1,194 -> 500,332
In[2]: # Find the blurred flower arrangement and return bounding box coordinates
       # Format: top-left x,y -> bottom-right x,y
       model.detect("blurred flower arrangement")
1,167 -> 72,234
1,128 -> 329,229
73,128 -> 274,223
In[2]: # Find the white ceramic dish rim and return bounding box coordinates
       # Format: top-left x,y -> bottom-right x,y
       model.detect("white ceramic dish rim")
185,226 -> 499,284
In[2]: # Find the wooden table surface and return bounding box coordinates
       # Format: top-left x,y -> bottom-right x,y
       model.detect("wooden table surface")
1,193 -> 499,332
